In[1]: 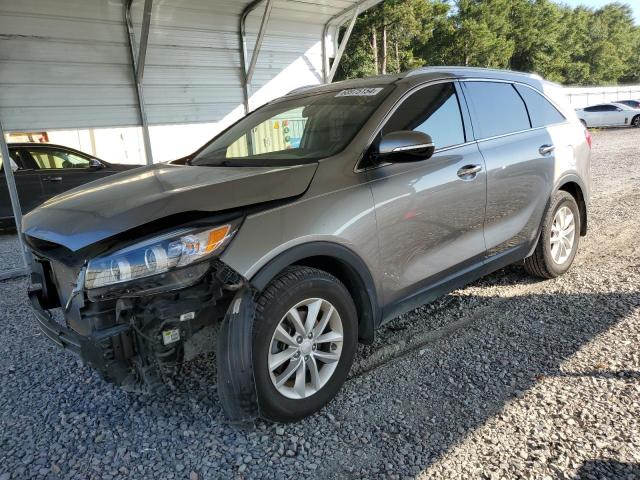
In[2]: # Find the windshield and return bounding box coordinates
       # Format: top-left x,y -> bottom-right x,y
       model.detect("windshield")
191,86 -> 393,167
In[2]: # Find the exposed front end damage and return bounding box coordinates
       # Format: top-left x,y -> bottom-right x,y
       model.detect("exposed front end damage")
29,253 -> 260,421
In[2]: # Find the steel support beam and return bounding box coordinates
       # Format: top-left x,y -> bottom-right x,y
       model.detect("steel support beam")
125,0 -> 154,165
322,1 -> 368,83
0,118 -> 31,279
137,0 -> 153,82
327,6 -> 359,83
239,0 -> 273,114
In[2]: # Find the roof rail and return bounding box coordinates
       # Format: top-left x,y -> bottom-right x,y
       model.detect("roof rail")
405,66 -> 542,80
286,85 -> 317,96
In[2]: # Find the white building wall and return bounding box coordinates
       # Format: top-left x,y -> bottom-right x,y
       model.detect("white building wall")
564,85 -> 640,108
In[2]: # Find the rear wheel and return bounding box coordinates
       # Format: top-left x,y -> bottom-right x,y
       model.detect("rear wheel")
580,119 -> 588,128
524,191 -> 581,279
253,266 -> 357,422
632,115 -> 640,128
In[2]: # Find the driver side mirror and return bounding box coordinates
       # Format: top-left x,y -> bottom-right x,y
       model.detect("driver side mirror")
89,158 -> 104,170
375,130 -> 435,162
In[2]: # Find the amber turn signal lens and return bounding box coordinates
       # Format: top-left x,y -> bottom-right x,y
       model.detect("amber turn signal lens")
205,225 -> 231,253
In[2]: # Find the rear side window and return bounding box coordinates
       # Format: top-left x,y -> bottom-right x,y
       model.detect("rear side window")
382,82 -> 466,150
463,81 -> 530,139
514,85 -> 566,127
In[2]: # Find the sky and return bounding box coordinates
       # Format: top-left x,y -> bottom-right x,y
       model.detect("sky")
559,0 -> 639,23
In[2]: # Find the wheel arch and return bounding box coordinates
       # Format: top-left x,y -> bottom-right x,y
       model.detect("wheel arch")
249,242 -> 380,344
556,178 -> 588,236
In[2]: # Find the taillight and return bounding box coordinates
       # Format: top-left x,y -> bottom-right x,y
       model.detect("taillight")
585,128 -> 592,149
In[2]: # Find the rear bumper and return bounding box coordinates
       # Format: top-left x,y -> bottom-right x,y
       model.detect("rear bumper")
28,285 -> 134,377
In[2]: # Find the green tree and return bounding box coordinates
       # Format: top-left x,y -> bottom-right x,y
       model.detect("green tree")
335,0 -> 640,86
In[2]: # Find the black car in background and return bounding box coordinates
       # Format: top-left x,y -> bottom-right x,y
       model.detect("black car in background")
1,143 -> 141,228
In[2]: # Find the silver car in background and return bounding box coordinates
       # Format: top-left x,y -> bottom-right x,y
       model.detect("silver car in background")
24,67 -> 591,422
576,102 -> 640,128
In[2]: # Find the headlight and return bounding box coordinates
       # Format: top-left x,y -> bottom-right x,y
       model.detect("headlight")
85,222 -> 238,293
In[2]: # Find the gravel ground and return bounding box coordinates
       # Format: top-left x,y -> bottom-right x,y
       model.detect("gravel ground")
1,128 -> 639,479
0,231 -> 21,273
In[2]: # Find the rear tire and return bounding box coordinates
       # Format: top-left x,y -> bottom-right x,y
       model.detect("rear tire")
524,191 -> 581,279
632,115 -> 640,128
580,119 -> 587,128
253,266 -> 357,422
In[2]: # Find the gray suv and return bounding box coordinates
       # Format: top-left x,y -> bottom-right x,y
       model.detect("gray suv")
24,67 -> 591,423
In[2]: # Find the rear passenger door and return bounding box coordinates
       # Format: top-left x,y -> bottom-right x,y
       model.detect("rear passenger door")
0,148 -> 45,219
461,80 -> 558,260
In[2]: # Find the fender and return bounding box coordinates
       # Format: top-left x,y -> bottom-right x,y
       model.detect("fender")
249,242 -> 381,343
555,173 -> 589,235
555,173 -> 589,204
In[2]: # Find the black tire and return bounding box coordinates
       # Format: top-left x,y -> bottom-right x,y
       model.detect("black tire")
524,190 -> 581,279
253,266 -> 357,422
580,119 -> 587,128
632,115 -> 640,128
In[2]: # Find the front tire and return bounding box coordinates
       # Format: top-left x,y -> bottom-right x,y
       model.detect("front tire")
253,266 -> 357,422
524,191 -> 581,279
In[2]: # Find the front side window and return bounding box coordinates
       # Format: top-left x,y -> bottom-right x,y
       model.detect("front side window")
584,106 -> 601,112
192,86 -> 394,167
463,81 -> 530,139
514,85 -> 566,127
28,149 -> 90,169
381,82 -> 466,150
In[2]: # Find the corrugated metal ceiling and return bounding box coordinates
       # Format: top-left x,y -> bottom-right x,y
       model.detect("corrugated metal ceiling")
0,0 -> 381,131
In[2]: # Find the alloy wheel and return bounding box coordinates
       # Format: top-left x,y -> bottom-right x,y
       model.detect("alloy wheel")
550,206 -> 576,264
268,298 -> 343,399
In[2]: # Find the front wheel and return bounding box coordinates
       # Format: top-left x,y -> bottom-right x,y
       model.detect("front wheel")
253,266 -> 357,422
524,190 -> 581,279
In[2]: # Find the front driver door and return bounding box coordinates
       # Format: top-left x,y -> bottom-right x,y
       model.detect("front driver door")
24,146 -> 106,199
366,81 -> 487,308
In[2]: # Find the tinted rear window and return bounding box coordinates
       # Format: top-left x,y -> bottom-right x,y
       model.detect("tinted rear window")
463,81 -> 530,139
514,85 -> 566,127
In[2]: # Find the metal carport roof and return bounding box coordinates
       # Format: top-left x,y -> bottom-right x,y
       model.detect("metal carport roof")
0,0 -> 382,279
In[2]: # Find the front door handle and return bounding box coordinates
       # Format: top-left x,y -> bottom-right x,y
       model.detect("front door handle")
43,176 -> 62,182
457,164 -> 482,179
539,144 -> 556,156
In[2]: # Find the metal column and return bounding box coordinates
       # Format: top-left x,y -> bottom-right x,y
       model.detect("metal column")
239,0 -> 274,114
125,0 -> 154,165
0,119 -> 31,280
322,2 -> 366,83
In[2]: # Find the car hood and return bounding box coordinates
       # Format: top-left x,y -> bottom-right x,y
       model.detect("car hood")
23,163 -> 317,251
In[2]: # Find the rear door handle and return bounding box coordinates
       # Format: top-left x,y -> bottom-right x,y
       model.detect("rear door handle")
539,144 -> 555,156
457,164 -> 482,179
43,176 -> 62,182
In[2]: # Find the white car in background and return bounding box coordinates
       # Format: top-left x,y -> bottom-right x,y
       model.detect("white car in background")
575,102 -> 640,128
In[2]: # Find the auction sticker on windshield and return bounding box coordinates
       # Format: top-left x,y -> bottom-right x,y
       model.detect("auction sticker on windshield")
335,87 -> 383,97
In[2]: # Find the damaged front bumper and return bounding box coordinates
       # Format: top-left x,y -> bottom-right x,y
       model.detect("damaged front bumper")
28,257 -> 261,422
29,285 -> 135,381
